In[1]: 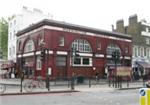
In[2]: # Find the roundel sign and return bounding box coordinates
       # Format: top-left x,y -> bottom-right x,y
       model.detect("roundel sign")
140,89 -> 146,96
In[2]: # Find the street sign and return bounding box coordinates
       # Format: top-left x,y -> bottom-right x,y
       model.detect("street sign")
48,67 -> 52,75
139,88 -> 150,105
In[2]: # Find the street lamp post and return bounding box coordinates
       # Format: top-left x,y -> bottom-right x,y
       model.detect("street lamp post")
20,53 -> 25,93
112,50 -> 120,88
70,48 -> 79,90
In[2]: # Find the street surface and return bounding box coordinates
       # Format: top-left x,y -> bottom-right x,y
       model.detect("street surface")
0,89 -> 139,105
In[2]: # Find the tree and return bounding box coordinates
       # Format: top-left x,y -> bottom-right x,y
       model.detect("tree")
0,17 -> 8,59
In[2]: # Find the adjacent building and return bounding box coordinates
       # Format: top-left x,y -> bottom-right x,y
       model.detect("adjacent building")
115,14 -> 150,76
16,19 -> 132,79
8,7 -> 52,62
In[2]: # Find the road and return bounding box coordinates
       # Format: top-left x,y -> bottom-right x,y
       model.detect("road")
0,89 -> 139,105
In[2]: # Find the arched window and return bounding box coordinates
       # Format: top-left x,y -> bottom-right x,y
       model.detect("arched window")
71,39 -> 92,52
24,39 -> 35,53
106,44 -> 121,55
71,39 -> 92,66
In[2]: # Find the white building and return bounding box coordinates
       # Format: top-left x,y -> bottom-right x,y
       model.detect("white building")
8,7 -> 52,62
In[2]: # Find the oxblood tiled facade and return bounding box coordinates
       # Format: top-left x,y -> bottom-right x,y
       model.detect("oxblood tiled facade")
16,19 -> 132,79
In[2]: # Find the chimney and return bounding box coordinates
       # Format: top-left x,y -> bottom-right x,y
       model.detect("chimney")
116,19 -> 125,33
23,6 -> 27,10
111,24 -> 114,31
129,14 -> 137,25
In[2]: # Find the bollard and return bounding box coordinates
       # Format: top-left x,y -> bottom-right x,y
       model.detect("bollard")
46,75 -> 50,91
71,76 -> 75,90
112,76 -> 115,87
139,88 -> 150,105
89,77 -> 91,88
127,76 -> 129,88
120,76 -> 122,88
108,78 -> 111,87
20,72 -> 24,93
68,78 -> 70,88
117,76 -> 119,88
115,76 -> 117,88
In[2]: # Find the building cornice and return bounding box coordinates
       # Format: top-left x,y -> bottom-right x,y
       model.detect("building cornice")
16,19 -> 132,40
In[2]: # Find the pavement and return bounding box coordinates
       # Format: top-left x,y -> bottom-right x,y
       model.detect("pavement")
0,78 -> 144,96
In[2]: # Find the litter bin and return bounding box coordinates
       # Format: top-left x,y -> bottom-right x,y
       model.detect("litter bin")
139,88 -> 150,105
77,76 -> 84,83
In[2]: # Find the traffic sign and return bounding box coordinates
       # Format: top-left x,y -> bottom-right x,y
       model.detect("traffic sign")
140,89 -> 146,96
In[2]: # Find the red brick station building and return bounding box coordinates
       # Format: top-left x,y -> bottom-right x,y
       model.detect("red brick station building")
16,19 -> 132,79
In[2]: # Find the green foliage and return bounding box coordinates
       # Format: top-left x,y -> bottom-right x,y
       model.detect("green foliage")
0,17 -> 8,59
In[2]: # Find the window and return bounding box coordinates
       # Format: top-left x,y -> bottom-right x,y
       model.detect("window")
106,44 -> 121,55
9,48 -> 11,56
24,39 -> 35,53
12,46 -> 15,55
134,47 -> 138,57
74,58 -> 81,65
59,37 -> 64,46
14,20 -> 16,25
97,41 -> 101,50
13,30 -> 16,38
146,27 -> 149,32
146,48 -> 150,58
125,47 -> 128,54
138,47 -> 141,56
73,57 -> 92,66
36,57 -> 42,70
141,47 -> 144,57
146,38 -> 150,45
56,56 -> 66,66
71,39 -> 92,67
9,32 -> 12,40
83,58 -> 89,65
71,39 -> 92,52
146,48 -> 149,57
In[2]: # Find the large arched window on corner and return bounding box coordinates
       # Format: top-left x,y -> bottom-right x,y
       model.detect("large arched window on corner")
106,44 -> 121,55
71,39 -> 92,52
71,39 -> 92,66
24,39 -> 35,53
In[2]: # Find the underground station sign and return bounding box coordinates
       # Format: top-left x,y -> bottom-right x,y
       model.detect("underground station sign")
139,88 -> 150,105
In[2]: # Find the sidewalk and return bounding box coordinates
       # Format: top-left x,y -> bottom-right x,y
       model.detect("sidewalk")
0,79 -> 143,96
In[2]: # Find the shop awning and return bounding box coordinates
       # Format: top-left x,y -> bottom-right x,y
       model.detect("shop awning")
136,61 -> 150,69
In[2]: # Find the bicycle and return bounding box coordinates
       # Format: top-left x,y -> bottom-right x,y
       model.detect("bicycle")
24,77 -> 46,92
0,84 -> 6,94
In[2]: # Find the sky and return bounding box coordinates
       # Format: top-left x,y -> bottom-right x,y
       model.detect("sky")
0,0 -> 150,31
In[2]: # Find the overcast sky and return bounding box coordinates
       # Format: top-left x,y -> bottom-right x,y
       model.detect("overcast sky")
0,0 -> 150,30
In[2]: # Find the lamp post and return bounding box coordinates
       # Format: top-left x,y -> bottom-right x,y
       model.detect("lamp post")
45,49 -> 50,91
70,48 -> 79,90
20,52 -> 25,93
112,50 -> 120,75
112,50 -> 120,88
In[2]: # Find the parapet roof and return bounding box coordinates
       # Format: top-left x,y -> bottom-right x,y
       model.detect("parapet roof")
17,19 -> 132,40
